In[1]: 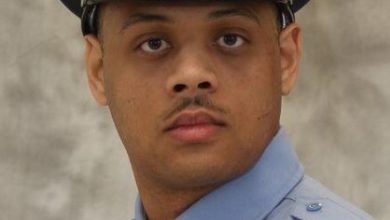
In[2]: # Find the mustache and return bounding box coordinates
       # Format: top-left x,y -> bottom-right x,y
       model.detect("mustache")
163,95 -> 229,121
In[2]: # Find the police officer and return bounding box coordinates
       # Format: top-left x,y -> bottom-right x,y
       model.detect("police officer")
60,0 -> 375,219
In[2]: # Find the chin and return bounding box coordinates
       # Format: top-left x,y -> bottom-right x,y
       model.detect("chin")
159,150 -> 258,189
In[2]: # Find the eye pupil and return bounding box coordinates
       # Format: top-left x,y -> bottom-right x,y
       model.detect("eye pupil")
223,35 -> 237,46
148,39 -> 162,50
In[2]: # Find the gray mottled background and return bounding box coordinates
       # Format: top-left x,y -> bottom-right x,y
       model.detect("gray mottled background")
1,1 -> 389,219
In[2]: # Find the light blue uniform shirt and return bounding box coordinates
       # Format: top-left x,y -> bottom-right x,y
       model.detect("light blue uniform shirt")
133,128 -> 374,220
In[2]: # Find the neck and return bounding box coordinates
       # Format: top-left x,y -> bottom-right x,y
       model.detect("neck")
135,177 -> 219,220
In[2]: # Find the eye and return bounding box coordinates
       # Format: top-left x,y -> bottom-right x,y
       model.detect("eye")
216,34 -> 245,48
140,38 -> 171,53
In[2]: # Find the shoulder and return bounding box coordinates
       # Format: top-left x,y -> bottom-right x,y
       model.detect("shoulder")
266,176 -> 375,220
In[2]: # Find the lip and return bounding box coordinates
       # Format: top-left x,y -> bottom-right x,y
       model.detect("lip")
164,110 -> 226,143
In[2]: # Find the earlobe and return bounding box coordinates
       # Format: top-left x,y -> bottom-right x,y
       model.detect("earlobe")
279,23 -> 302,96
84,34 -> 108,106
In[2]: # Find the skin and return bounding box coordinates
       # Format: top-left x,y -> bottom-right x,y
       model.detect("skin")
84,1 -> 302,219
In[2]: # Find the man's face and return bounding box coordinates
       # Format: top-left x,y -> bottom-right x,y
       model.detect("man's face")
85,1 -> 301,190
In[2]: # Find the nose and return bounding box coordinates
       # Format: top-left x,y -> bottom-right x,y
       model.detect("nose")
166,52 -> 218,97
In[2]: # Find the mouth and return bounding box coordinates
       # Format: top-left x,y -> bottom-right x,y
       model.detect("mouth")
164,110 -> 227,143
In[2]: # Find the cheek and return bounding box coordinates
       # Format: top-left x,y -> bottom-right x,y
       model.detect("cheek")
218,46 -> 282,142
103,62 -> 164,151
220,42 -> 281,100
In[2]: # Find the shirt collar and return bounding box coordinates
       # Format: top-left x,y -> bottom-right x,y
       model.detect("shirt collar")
134,127 -> 304,220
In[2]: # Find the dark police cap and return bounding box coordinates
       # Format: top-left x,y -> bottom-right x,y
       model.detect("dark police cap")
60,0 -> 309,18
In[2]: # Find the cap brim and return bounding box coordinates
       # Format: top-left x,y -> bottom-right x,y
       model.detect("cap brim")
60,0 -> 310,18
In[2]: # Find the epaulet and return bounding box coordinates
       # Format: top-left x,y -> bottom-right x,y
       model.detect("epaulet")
286,176 -> 375,220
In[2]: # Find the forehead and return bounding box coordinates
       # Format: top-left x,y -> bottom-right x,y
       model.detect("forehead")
106,0 -> 267,6
102,0 -> 271,14
98,0 -> 277,37
101,0 -> 274,24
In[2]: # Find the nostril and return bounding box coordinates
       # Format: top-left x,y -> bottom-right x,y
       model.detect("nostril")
174,84 -> 187,93
198,81 -> 211,89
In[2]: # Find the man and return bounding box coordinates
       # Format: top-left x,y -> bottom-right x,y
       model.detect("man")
60,0 -> 374,219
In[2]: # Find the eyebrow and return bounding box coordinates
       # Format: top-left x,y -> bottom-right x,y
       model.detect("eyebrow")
121,7 -> 260,33
121,13 -> 173,32
208,8 -> 260,24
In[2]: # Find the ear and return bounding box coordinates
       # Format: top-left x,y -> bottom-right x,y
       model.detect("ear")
279,23 -> 302,96
84,34 -> 108,106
